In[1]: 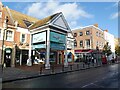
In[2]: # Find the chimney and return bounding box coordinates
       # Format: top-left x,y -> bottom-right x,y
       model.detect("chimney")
94,23 -> 98,27
104,30 -> 108,32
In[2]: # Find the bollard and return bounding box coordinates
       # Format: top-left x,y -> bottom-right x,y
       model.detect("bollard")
62,64 -> 64,71
88,63 -> 90,68
83,63 -> 85,68
51,65 -> 55,73
70,65 -> 72,70
77,64 -> 79,69
40,65 -> 42,74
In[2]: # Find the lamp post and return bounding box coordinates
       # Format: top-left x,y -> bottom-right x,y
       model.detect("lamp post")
1,16 -> 9,68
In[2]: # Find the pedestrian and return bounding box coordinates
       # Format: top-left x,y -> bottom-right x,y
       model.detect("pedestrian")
111,56 -> 115,63
92,56 -> 94,63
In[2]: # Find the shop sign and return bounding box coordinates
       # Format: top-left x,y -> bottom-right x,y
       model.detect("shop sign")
5,48 -> 12,53
50,31 -> 66,44
32,44 -> 46,49
50,43 -> 65,50
32,32 -> 46,43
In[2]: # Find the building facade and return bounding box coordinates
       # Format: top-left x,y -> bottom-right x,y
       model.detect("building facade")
67,32 -> 75,63
29,12 -> 71,69
0,2 -> 72,68
104,30 -> 115,58
0,2 -> 38,67
72,24 -> 105,62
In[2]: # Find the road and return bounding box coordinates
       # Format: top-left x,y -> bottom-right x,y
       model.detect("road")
3,63 -> 120,88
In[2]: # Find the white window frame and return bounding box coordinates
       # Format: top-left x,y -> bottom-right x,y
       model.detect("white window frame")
80,40 -> 83,47
86,30 -> 90,35
6,29 -> 14,41
20,33 -> 27,43
0,28 -> 2,40
86,39 -> 90,48
0,12 -> 2,18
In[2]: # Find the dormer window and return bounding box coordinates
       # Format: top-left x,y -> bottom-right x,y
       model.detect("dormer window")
23,20 -> 33,27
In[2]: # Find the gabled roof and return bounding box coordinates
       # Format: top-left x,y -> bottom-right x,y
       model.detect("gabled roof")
3,6 -> 39,28
3,7 -> 14,26
10,9 -> 39,28
29,12 -> 61,30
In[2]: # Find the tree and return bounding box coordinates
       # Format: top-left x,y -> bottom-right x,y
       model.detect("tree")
103,42 -> 112,56
115,45 -> 120,56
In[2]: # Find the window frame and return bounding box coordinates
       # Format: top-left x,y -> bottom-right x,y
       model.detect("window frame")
6,30 -> 14,41
79,40 -> 83,47
74,33 -> 77,37
79,32 -> 83,36
0,12 -> 2,18
74,40 -> 77,47
21,33 -> 26,43
0,29 -> 1,39
86,30 -> 90,35
86,39 -> 90,48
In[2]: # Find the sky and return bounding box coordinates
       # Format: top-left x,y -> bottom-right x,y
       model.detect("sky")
2,1 -> 119,37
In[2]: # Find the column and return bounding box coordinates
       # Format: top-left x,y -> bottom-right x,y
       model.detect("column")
2,45 -> 5,67
20,50 -> 22,66
11,45 -> 16,67
27,34 -> 32,66
45,30 -> 50,69
64,35 -> 68,67
57,51 -> 59,64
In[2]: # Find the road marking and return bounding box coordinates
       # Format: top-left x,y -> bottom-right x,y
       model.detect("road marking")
82,83 -> 94,88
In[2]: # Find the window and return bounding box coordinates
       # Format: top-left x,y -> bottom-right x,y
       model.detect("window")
86,39 -> 90,48
0,12 -> 2,18
6,30 -> 13,41
96,41 -> 99,46
79,32 -> 83,36
99,33 -> 101,37
80,40 -> 83,47
0,29 -> 1,39
74,40 -> 77,47
86,30 -> 90,35
21,34 -> 26,43
74,33 -> 77,37
23,20 -> 33,27
96,31 -> 99,36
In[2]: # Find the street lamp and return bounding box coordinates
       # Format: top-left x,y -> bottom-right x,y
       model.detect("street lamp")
1,16 -> 9,68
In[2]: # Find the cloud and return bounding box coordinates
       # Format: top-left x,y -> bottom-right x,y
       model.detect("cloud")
110,12 -> 120,19
25,1 -> 94,29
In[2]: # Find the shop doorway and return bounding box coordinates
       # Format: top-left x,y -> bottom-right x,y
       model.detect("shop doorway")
22,50 -> 28,65
4,48 -> 12,67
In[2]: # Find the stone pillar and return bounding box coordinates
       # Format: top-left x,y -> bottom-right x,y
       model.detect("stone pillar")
11,45 -> 16,67
57,51 -> 59,64
0,49 -> 1,65
45,30 -> 50,69
20,50 -> 22,66
27,34 -> 32,66
2,45 -> 5,67
64,35 -> 68,67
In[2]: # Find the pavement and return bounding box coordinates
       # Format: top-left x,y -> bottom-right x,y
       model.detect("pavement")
2,61 -> 120,83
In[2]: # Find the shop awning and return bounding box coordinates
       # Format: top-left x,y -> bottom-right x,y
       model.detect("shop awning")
75,49 -> 93,53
